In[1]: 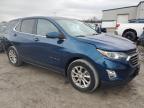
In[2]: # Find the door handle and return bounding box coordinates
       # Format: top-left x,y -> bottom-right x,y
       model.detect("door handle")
34,37 -> 39,41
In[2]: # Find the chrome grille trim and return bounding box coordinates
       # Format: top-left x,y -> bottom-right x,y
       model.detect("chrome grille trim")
127,53 -> 139,67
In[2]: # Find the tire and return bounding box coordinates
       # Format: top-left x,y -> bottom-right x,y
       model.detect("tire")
67,59 -> 99,92
123,31 -> 137,42
7,46 -> 23,66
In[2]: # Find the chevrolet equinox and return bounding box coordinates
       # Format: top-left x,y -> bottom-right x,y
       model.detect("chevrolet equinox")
3,16 -> 140,92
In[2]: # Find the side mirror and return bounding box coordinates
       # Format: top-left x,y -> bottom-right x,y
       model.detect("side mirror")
46,32 -> 65,40
46,32 -> 61,38
46,32 -> 60,38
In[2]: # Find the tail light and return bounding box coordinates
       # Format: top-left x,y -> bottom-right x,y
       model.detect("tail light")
116,24 -> 120,28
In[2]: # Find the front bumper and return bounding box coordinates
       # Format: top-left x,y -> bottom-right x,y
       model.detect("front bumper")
114,31 -> 118,35
94,58 -> 140,87
101,65 -> 140,87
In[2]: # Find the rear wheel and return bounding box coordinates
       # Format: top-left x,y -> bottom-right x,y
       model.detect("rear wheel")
123,31 -> 137,42
67,59 -> 99,92
7,46 -> 23,66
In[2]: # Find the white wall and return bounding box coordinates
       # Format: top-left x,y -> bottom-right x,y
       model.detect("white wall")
102,6 -> 137,21
137,2 -> 144,19
102,21 -> 116,28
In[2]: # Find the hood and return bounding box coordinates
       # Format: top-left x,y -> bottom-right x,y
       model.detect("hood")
77,33 -> 136,52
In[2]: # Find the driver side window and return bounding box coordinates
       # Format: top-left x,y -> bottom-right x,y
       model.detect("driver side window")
37,19 -> 59,36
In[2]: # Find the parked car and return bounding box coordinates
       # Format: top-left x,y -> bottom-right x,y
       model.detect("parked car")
0,24 -> 7,52
0,36 -> 4,52
85,23 -> 96,30
4,16 -> 140,92
0,33 -> 6,53
115,19 -> 144,41
85,23 -> 107,33
137,27 -> 144,46
101,28 -> 107,33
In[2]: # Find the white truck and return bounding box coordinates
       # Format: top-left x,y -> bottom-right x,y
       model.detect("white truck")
115,19 -> 144,41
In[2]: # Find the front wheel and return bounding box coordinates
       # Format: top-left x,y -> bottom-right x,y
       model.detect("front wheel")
67,59 -> 99,92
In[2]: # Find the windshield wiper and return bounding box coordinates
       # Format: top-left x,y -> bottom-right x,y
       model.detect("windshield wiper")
75,35 -> 86,37
92,33 -> 98,35
76,34 -> 98,37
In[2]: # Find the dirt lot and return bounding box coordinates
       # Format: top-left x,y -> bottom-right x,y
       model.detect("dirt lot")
0,48 -> 144,108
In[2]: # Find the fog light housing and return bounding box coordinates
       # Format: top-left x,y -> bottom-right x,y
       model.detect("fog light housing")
106,70 -> 117,80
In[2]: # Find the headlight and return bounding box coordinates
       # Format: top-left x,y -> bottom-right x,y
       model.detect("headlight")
97,49 -> 128,60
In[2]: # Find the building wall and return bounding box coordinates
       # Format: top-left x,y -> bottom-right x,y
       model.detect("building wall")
102,6 -> 137,21
102,1 -> 144,33
137,2 -> 144,19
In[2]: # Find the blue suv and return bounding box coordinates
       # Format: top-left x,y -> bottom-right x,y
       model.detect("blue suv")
4,16 -> 140,92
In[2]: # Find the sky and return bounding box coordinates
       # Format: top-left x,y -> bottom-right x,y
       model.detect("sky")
0,0 -> 142,22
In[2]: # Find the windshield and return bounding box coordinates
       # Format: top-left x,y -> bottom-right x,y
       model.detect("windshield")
55,19 -> 97,37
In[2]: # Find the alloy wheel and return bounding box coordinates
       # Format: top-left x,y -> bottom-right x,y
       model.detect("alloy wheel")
9,49 -> 17,64
71,66 -> 91,88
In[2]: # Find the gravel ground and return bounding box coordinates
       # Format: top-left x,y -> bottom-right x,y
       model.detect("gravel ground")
0,48 -> 144,108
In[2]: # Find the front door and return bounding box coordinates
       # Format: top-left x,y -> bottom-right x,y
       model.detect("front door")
31,18 -> 64,71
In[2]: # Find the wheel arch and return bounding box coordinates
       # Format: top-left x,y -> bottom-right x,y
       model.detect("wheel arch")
122,28 -> 137,37
65,55 -> 100,92
64,55 -> 97,77
3,40 -> 15,53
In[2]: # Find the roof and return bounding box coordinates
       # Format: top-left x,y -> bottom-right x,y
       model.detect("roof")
9,16 -> 78,22
103,1 -> 144,11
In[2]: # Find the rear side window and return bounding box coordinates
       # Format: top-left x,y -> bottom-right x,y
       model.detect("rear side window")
21,19 -> 35,34
6,20 -> 19,33
37,19 -> 59,36
15,22 -> 21,31
8,20 -> 19,29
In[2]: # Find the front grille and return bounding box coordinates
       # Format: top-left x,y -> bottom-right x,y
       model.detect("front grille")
129,54 -> 139,66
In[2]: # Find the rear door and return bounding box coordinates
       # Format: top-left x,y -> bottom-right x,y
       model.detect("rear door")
14,18 -> 37,62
